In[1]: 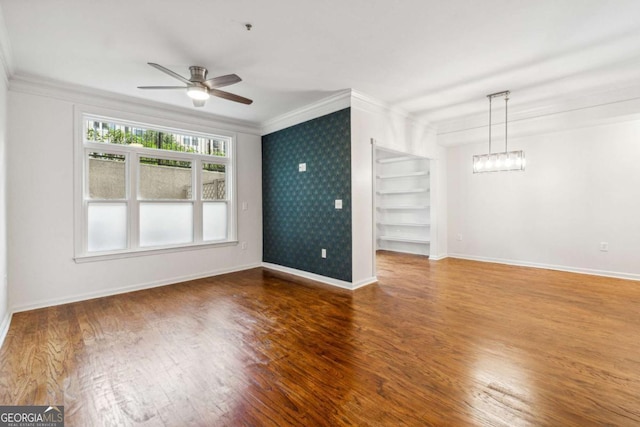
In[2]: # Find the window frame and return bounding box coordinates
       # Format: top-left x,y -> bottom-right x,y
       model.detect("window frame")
74,106 -> 238,262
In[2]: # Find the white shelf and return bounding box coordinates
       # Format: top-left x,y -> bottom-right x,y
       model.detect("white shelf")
377,222 -> 430,227
376,205 -> 429,210
376,188 -> 428,195
378,236 -> 430,244
377,171 -> 429,179
376,156 -> 416,164
375,147 -> 431,257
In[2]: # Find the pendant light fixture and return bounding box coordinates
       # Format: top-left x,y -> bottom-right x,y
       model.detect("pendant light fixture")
473,90 -> 525,173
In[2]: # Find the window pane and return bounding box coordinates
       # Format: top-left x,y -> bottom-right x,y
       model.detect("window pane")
139,157 -> 192,200
88,152 -> 126,199
203,202 -> 227,241
85,119 -> 227,156
140,203 -> 193,247
202,163 -> 226,200
88,203 -> 127,252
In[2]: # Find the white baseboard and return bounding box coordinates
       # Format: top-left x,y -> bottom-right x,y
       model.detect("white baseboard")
448,253 -> 640,282
11,262 -> 263,314
353,276 -> 378,289
262,263 -> 374,290
0,311 -> 12,348
429,254 -> 448,261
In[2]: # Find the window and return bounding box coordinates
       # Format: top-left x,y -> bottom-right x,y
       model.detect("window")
76,113 -> 236,260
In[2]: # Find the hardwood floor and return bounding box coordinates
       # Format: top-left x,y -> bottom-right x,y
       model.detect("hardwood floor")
1,252 -> 640,426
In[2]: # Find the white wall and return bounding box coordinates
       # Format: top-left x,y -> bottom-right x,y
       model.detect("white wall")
7,89 -> 263,311
447,119 -> 640,279
0,62 -> 8,333
351,92 -> 448,285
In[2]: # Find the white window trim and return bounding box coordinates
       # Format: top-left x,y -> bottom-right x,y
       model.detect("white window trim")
73,105 -> 238,263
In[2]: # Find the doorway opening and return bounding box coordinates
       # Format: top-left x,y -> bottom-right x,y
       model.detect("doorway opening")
373,146 -> 432,275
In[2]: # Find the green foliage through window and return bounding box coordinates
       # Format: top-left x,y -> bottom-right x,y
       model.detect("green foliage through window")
86,120 -> 227,156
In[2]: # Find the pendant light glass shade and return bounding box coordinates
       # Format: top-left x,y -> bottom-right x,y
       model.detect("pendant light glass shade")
473,150 -> 525,173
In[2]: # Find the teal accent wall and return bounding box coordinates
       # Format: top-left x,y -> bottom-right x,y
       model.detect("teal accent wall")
262,108 -> 352,282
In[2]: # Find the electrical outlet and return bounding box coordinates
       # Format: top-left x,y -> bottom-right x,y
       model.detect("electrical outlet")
457,234 -> 463,241
299,163 -> 307,172
241,242 -> 247,250
335,199 -> 342,209
321,248 -> 327,258
241,201 -> 248,211
599,242 -> 609,252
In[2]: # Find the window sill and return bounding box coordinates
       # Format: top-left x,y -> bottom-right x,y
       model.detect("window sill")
74,240 -> 239,263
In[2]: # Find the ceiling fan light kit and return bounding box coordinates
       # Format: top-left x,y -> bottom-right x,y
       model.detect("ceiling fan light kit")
187,86 -> 210,100
138,63 -> 253,107
473,90 -> 525,173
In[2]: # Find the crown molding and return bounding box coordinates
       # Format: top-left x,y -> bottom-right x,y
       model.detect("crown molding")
436,84 -> 640,146
9,73 -> 262,135
350,89 -> 435,132
260,89 -> 436,136
260,89 -> 352,135
0,4 -> 14,83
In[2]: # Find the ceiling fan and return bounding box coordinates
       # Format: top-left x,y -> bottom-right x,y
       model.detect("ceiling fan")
138,62 -> 253,107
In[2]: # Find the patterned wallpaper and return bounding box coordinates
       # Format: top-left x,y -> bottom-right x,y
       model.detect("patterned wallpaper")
262,108 -> 352,282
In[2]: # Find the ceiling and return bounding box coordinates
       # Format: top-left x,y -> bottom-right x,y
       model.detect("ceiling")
2,0 -> 640,128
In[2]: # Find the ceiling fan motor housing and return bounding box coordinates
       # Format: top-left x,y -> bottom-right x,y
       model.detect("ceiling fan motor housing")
189,66 -> 208,82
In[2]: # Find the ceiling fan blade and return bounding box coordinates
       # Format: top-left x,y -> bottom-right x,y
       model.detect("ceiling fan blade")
203,74 -> 242,89
192,99 -> 206,108
148,63 -> 192,85
209,88 -> 253,105
138,86 -> 188,90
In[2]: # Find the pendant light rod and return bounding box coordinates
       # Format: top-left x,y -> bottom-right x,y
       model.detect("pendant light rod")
505,92 -> 509,152
488,96 -> 492,154
486,90 -> 510,153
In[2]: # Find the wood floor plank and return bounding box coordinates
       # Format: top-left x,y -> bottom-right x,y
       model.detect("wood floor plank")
1,252 -> 640,426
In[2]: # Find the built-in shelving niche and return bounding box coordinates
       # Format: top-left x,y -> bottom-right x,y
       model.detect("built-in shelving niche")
375,149 -> 430,256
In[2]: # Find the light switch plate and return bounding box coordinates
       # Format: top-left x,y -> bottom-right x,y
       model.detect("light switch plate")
335,199 -> 342,209
299,163 -> 306,172
321,248 -> 327,258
